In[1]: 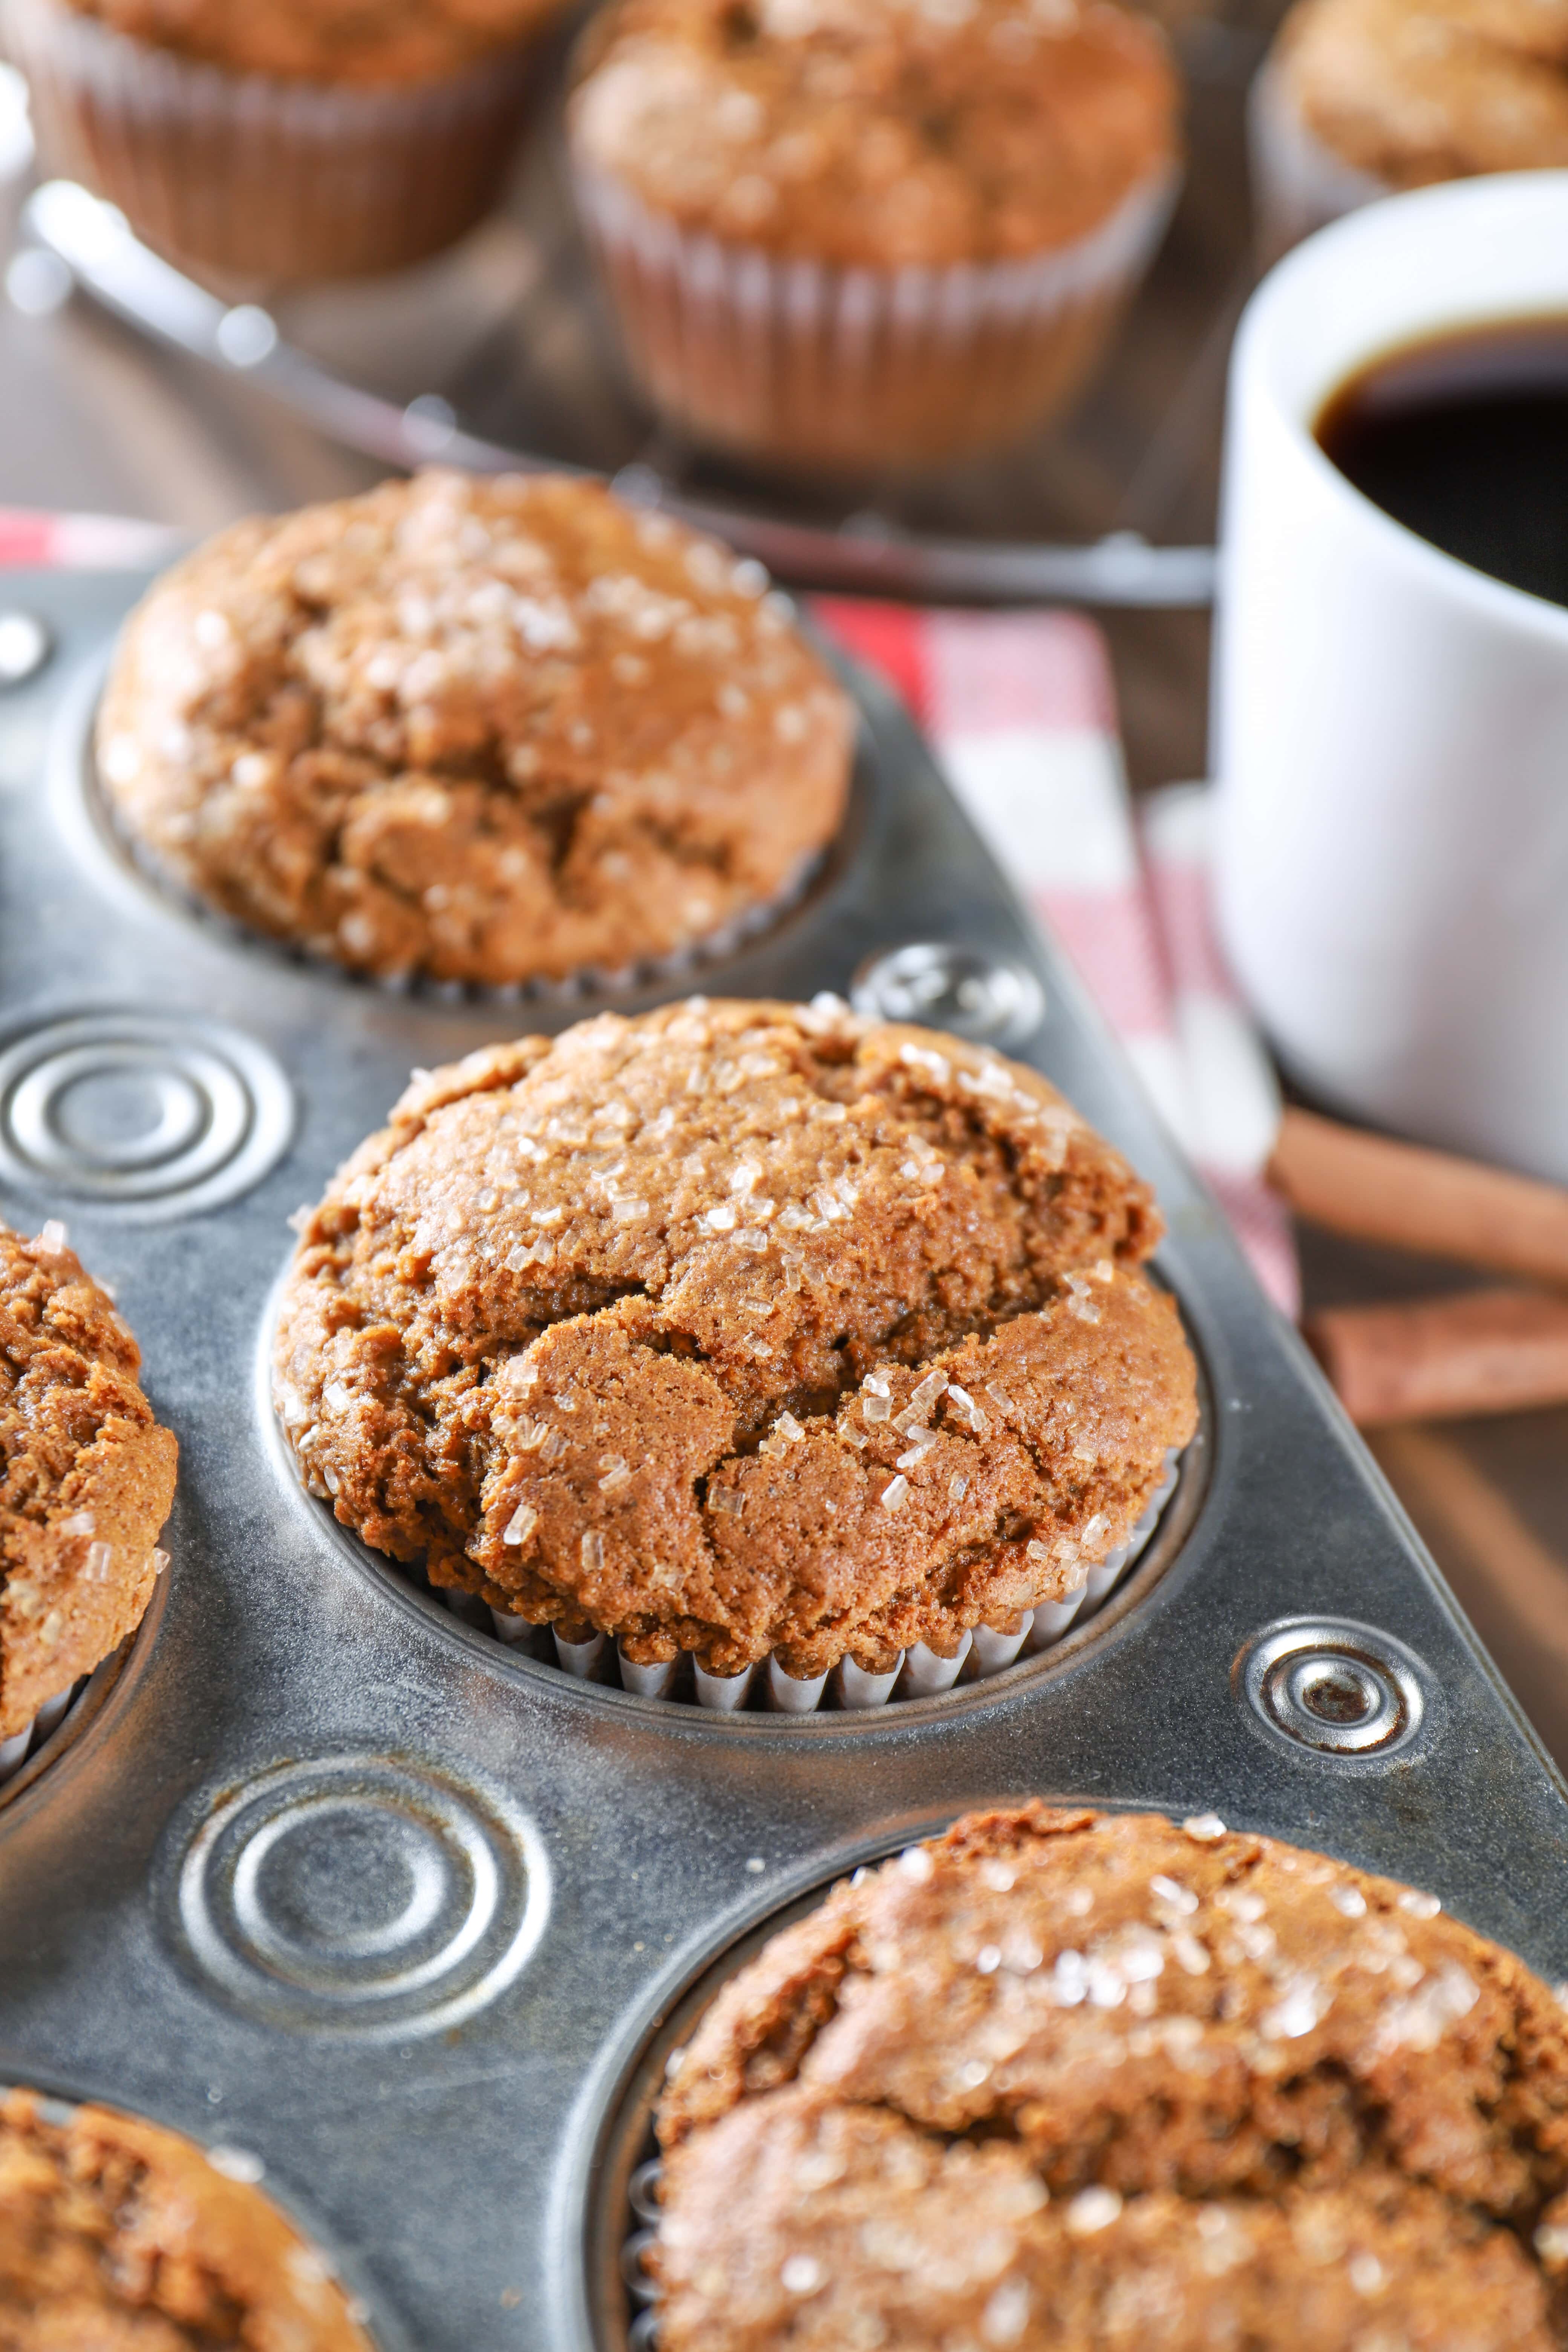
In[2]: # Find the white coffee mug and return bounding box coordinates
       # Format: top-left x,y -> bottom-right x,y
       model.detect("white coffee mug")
1212,172 -> 1568,1183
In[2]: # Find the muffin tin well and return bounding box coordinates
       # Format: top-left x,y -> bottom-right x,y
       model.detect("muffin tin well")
0,569 -> 1565,2352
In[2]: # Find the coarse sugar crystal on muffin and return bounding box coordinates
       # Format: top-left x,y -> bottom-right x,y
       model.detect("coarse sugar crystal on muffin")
96,473 -> 853,992
0,1220 -> 178,1747
652,1802 -> 1568,2351
272,998 -> 1197,1679
0,2085 -> 375,2349
1253,0 -> 1568,252
568,0 -> 1182,473
1,0 -> 569,283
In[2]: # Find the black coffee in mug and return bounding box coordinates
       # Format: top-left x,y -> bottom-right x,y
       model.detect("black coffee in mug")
1315,315 -> 1568,608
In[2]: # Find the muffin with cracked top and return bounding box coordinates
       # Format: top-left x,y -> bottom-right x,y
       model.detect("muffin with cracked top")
568,0 -> 1182,473
272,997 -> 1197,1680
651,1801 -> 1568,2350
0,1218 -> 177,1756
96,472 -> 853,992
0,2085 -> 375,2348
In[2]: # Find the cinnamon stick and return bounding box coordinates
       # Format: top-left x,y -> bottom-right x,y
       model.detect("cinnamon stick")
1269,1106 -> 1568,1286
1305,1287 -> 1568,1427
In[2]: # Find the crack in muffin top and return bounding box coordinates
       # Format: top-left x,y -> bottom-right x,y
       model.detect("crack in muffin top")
569,0 -> 1180,267
652,1804 -> 1568,2350
0,1221 -> 178,1743
97,473 -> 853,990
62,0 -> 570,84
1279,0 -> 1568,181
273,999 -> 1196,1676
0,2087 -> 375,2349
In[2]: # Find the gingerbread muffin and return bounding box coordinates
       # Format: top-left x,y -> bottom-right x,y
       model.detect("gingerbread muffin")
1,0 -> 568,283
1253,0 -> 1568,253
0,1219 -> 177,1765
273,998 -> 1197,1692
97,473 -> 853,992
568,0 -> 1182,474
0,2085 -> 374,2349
651,1802 -> 1568,2351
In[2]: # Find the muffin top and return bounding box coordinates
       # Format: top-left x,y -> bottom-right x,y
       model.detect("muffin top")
1277,0 -> 1568,183
0,2086 -> 374,2348
61,0 -> 565,84
97,473 -> 852,991
569,0 -> 1181,267
273,998 -> 1196,1677
0,1221 -> 178,1744
655,1803 -> 1568,2351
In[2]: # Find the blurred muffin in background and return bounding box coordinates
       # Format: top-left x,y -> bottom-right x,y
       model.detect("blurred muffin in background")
0,2086 -> 374,2347
0,0 -> 572,282
1252,0 -> 1568,254
568,0 -> 1182,476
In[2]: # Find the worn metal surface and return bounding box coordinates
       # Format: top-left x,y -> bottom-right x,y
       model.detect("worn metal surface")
0,570 -> 1563,2352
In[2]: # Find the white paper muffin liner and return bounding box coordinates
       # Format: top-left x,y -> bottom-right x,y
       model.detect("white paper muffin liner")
0,1678 -> 82,1788
571,157 -> 1180,475
1248,59 -> 1389,260
0,0 -> 543,285
432,1443 -> 1188,1717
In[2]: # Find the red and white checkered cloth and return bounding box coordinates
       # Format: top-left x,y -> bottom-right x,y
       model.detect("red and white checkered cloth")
0,511 -> 1297,1314
821,600 -> 1300,1317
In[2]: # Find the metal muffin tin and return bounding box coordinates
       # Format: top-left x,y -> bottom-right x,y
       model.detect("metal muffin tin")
0,567 -> 1565,2352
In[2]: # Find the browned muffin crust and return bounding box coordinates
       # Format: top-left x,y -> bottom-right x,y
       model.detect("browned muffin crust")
0,1222 -> 177,1742
1277,0 -> 1568,183
58,0 -> 565,84
97,474 -> 852,991
571,0 -> 1180,267
655,1804 -> 1568,2351
273,1001 -> 1196,1675
0,2086 -> 375,2349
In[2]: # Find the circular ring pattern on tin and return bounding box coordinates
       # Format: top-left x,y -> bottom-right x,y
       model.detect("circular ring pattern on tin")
174,1753 -> 548,2035
1237,1617 -> 1429,1761
850,942 -> 1046,1045
0,1010 -> 294,1219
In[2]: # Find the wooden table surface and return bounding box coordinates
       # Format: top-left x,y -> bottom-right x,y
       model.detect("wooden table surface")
0,8 -> 1563,1776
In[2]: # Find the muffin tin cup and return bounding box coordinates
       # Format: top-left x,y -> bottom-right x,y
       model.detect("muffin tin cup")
420,1446 -> 1185,1719
570,158 -> 1180,476
1246,60 -> 1388,261
1,0 -> 545,286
